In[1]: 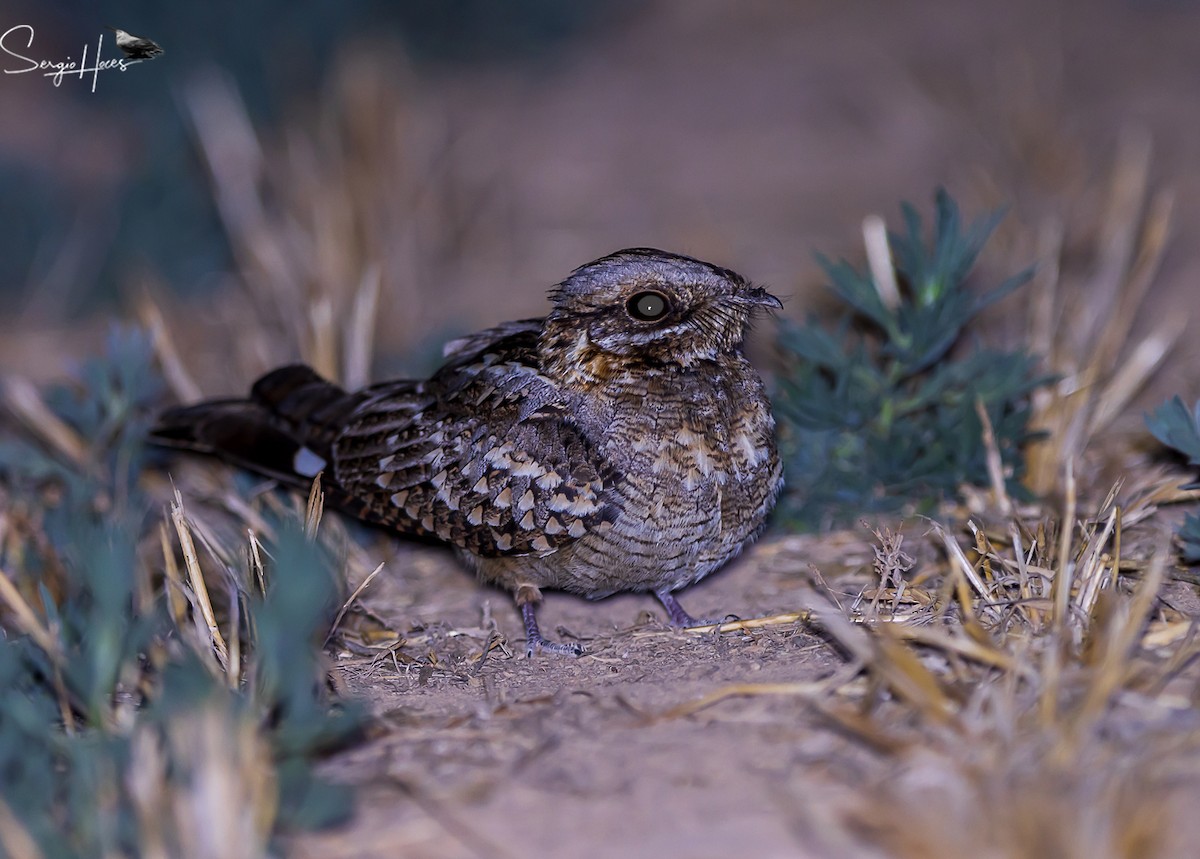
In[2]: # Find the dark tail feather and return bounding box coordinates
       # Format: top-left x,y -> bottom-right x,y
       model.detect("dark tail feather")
150,365 -> 362,487
249,365 -> 356,443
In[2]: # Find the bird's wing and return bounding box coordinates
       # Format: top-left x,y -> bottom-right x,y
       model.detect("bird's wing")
331,326 -> 617,557
438,318 -> 544,364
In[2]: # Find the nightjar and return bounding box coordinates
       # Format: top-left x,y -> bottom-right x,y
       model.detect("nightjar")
152,249 -> 784,655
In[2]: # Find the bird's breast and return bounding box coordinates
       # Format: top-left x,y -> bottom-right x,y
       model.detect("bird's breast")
592,359 -> 776,482
577,358 -> 780,569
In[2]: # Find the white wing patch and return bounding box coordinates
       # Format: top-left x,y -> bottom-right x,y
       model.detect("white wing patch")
293,446 -> 327,477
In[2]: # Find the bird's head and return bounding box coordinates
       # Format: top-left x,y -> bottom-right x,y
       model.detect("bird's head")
540,248 -> 780,382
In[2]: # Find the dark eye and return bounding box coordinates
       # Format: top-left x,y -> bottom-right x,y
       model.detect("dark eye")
626,291 -> 670,321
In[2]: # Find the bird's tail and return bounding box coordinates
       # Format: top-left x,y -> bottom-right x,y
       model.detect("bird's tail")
150,364 -> 364,487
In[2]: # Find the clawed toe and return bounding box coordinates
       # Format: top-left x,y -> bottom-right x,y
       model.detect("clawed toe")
680,613 -> 739,629
654,588 -> 735,629
524,635 -> 585,658
520,602 -> 585,657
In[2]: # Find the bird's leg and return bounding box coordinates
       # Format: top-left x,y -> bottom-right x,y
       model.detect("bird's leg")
655,588 -> 700,627
516,585 -> 584,657
655,588 -> 734,628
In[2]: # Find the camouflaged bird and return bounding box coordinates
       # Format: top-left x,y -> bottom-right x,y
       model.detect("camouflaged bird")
152,248 -> 784,655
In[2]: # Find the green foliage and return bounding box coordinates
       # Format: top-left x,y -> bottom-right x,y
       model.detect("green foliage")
1177,517 -> 1200,564
773,191 -> 1047,527
1146,397 -> 1200,468
0,329 -> 362,857
1146,396 -> 1200,563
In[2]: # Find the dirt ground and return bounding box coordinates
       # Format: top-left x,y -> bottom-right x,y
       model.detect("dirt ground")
289,533 -> 864,859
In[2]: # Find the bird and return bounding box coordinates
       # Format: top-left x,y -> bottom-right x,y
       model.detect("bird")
152,249 -> 784,656
105,26 -> 164,61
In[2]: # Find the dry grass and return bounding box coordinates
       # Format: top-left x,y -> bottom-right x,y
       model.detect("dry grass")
0,480 -> 286,858
0,363 -> 362,857
776,505 -> 1200,859
127,705 -> 277,859
153,48 -> 505,396
636,141 -> 1200,859
1024,130 -> 1184,496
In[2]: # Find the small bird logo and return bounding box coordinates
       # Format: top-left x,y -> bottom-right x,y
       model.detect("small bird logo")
105,26 -> 164,61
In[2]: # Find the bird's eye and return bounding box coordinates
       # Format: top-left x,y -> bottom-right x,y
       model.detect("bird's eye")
626,291 -> 670,322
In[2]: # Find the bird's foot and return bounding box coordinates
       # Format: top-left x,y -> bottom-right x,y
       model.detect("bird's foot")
654,589 -> 737,629
520,602 -> 585,657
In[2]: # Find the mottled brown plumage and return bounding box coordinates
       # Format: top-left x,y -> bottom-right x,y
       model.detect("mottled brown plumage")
152,248 -> 784,655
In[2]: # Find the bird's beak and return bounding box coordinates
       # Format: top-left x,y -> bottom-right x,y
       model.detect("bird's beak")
737,286 -> 783,311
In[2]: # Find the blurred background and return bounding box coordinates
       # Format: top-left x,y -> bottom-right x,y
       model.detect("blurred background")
2,0 -> 1197,400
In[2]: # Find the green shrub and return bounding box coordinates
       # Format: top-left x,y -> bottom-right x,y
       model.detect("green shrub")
1146,396 -> 1200,563
773,191 -> 1048,528
0,329 -> 362,857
